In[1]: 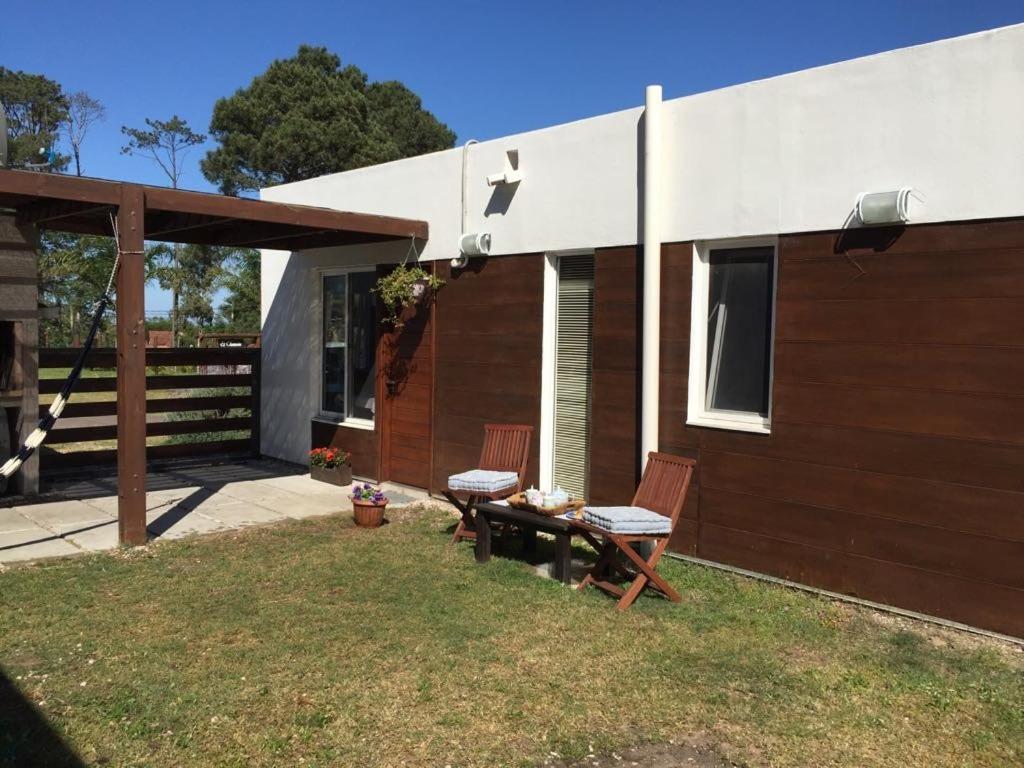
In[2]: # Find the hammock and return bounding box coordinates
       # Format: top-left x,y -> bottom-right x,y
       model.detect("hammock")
1,222 -> 121,482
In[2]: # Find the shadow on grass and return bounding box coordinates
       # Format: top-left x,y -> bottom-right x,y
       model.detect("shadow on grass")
0,667 -> 85,767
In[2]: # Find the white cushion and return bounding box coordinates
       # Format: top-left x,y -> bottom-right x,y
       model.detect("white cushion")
448,469 -> 519,494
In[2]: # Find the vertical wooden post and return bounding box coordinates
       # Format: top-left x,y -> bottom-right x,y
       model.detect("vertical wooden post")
116,184 -> 147,545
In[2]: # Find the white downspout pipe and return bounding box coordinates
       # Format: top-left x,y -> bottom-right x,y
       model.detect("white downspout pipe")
641,85 -> 663,471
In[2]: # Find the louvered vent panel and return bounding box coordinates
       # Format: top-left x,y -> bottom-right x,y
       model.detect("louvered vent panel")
552,255 -> 594,499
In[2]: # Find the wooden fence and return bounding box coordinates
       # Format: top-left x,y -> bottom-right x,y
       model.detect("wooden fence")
38,347 -> 260,474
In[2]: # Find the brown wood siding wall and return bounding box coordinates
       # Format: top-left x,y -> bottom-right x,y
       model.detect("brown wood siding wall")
311,420 -> 379,481
658,219 -> 1024,638
431,254 -> 544,491
379,265 -> 435,490
589,247 -> 642,505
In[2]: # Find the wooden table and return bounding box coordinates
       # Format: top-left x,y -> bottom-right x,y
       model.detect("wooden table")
474,501 -> 577,584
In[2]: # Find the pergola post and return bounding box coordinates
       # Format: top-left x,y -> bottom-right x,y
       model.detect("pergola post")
116,184 -> 147,545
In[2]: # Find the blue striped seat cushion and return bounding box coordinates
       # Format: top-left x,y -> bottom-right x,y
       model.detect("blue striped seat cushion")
582,506 -> 671,535
448,469 -> 519,494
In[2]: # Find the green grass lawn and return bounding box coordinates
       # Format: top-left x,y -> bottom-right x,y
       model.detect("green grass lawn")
0,504 -> 1021,767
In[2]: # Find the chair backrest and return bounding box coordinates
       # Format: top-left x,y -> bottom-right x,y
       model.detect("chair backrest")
631,452 -> 696,525
479,423 -> 534,492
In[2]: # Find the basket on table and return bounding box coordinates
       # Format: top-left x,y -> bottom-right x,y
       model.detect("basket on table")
505,492 -> 586,518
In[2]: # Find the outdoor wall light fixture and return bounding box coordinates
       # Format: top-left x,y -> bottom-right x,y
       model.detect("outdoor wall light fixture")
451,232 -> 491,269
855,187 -> 921,225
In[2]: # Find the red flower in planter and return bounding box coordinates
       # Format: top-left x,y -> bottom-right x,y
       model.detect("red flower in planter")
309,447 -> 352,469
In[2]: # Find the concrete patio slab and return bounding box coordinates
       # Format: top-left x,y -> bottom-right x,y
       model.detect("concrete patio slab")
0,508 -> 39,533
147,508 -> 230,540
61,520 -> 120,552
80,486 -> 204,516
16,499 -> 115,527
259,473 -> 347,497
0,528 -> 82,562
0,460 -> 430,564
197,500 -> 293,528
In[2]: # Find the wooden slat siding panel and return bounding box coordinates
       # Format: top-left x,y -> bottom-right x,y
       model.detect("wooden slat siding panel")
840,553 -> 1024,639
385,381 -> 431,411
781,218 -> 1024,261
701,449 -> 1024,544
432,389 -> 541,425
390,417 -> 430,439
0,283 -> 35,307
701,487 -> 1024,588
41,439 -> 252,470
589,246 -> 641,506
774,381 -> 1024,446
39,347 -> 258,368
669,517 -> 699,555
658,241 -> 700,536
38,373 -> 251,394
46,417 -> 251,444
434,335 -> 541,366
434,366 -> 541,398
656,222 -> 1024,637
380,259 -> 436,487
779,248 -> 1024,301
704,522 -> 1024,638
688,421 -> 1024,494
776,298 -> 1024,346
701,525 -> 848,593
46,395 -> 251,419
390,440 -> 430,464
775,341 -> 1024,395
382,362 -> 432,390
0,253 -> 38,278
433,302 -> 542,335
311,420 -> 378,481
432,254 -> 544,492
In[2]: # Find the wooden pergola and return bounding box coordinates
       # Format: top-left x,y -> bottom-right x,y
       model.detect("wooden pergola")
0,168 -> 428,545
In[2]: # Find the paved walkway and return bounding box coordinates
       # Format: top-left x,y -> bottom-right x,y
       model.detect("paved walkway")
0,459 -> 426,565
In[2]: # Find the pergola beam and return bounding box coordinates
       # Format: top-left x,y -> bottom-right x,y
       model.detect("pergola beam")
15,199 -> 115,227
115,184 -> 148,546
143,186 -> 429,240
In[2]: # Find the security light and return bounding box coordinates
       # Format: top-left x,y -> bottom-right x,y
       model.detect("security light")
855,187 -> 920,225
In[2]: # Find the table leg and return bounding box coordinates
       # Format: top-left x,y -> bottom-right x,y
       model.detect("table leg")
522,527 -> 537,558
554,532 -> 571,585
475,510 -> 492,563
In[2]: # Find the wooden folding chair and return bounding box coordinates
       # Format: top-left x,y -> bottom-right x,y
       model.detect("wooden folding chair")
442,423 -> 533,544
572,452 -> 695,610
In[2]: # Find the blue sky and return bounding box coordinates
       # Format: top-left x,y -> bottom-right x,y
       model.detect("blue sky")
4,1 -> 1022,311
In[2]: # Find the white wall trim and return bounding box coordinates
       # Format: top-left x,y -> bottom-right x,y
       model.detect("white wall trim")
687,236 -> 778,434
315,265 -> 378,427
539,253 -> 558,491
539,249 -> 594,491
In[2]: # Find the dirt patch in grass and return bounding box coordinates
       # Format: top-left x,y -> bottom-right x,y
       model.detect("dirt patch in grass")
544,735 -> 735,767
0,504 -> 1021,768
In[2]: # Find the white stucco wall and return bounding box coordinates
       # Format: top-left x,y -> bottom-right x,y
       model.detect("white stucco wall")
260,24 -> 1024,464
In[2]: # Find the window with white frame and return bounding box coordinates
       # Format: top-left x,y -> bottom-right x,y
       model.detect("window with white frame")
321,269 -> 377,425
687,238 -> 777,434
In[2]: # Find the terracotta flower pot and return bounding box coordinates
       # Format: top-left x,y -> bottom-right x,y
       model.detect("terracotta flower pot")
310,463 -> 353,487
352,499 -> 387,528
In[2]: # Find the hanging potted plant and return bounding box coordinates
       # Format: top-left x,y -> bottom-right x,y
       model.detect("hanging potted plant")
350,483 -> 389,528
308,447 -> 353,487
373,265 -> 445,329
